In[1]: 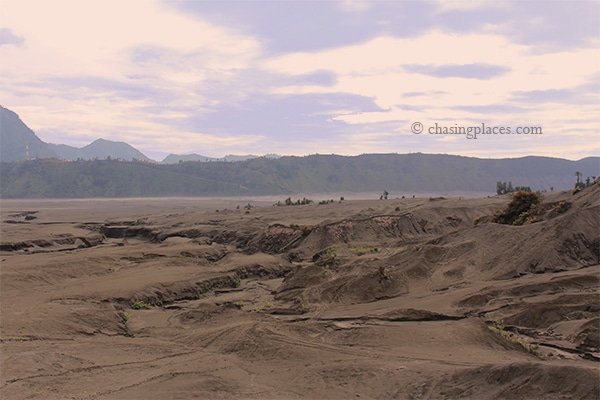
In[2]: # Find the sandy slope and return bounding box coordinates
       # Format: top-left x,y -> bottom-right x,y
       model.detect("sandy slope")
1,187 -> 598,399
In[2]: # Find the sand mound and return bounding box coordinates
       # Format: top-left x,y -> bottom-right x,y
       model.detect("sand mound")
1,186 -> 598,399
432,363 -> 600,399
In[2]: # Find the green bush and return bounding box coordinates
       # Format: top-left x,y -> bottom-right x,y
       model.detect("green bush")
492,190 -> 541,225
131,300 -> 152,310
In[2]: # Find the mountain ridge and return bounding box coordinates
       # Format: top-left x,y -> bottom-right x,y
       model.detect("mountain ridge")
0,105 -> 280,163
1,154 -> 598,198
1,105 -> 599,198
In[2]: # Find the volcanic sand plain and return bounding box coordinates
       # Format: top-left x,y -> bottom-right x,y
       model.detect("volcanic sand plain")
1,187 -> 599,399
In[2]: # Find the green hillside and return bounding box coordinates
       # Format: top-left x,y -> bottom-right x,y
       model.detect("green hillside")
1,154 -> 598,198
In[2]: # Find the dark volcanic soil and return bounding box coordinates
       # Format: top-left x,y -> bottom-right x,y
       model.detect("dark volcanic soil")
1,187 -> 599,399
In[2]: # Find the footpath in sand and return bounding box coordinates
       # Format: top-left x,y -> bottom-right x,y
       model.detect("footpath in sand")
1,186 -> 599,399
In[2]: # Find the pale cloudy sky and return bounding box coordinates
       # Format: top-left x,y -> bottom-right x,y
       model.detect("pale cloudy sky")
1,0 -> 598,161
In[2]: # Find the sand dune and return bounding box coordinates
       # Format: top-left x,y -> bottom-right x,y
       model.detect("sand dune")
1,186 -> 598,399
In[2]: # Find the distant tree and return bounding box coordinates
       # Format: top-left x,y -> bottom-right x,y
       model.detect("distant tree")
514,185 -> 532,192
380,190 -> 389,200
496,181 -> 507,195
575,171 -> 584,189
497,181 -> 531,195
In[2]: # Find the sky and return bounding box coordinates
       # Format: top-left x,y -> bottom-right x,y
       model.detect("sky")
1,0 -> 599,161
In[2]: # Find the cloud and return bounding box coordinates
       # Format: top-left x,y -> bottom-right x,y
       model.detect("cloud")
403,63 -> 510,80
338,0 -> 372,13
0,0 -> 260,78
0,0 -> 598,160
434,0 -> 510,12
451,104 -> 528,114
0,28 -> 24,46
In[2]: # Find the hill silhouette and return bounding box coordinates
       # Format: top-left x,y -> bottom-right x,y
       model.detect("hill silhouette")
0,105 -> 58,161
49,138 -> 151,162
1,154 -> 598,198
1,105 -> 598,198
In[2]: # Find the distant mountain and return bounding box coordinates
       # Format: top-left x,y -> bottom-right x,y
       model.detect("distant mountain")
1,154 -> 598,198
0,106 -> 151,162
49,138 -> 151,162
80,138 -> 151,161
0,105 -> 58,161
47,139 -> 149,161
47,143 -> 82,160
2,105 -> 599,199
161,153 -> 280,164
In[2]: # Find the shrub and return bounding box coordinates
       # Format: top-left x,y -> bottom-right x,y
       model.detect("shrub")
554,201 -> 571,213
132,300 -> 152,310
490,320 -> 541,357
233,300 -> 244,309
276,197 -> 314,206
492,190 -> 542,225
353,246 -> 380,256
122,312 -> 131,324
300,225 -> 312,237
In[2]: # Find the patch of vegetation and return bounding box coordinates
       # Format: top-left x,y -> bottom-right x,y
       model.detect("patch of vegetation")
253,302 -> 274,313
275,197 -> 313,206
122,312 -> 131,324
492,190 -> 542,225
233,300 -> 245,309
379,190 -> 389,200
290,223 -> 313,237
496,181 -> 532,195
131,300 -> 153,310
318,199 -> 335,205
491,320 -> 541,357
197,282 -> 215,297
553,201 -> 571,214
574,171 -> 597,190
353,245 -> 379,256
300,303 -> 312,313
300,225 -> 312,237
316,246 -> 339,268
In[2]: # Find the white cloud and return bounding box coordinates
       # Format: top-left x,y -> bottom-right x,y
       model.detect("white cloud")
0,1 -> 597,160
434,0 -> 510,13
263,31 -> 599,135
0,0 -> 263,155
1,0 -> 260,77
338,0 -> 371,12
